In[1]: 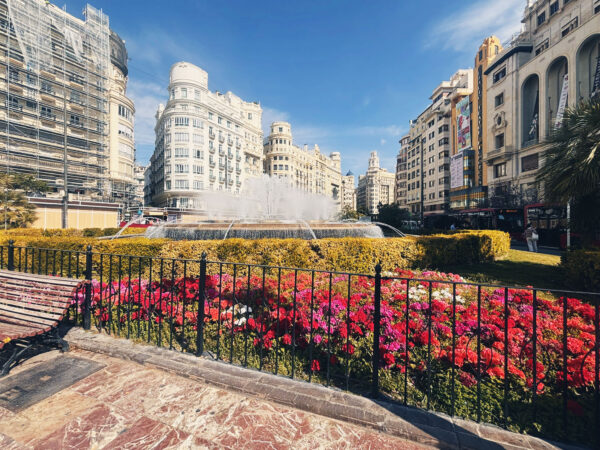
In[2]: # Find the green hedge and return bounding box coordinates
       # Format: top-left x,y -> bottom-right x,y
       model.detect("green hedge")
561,250 -> 600,292
0,229 -> 509,276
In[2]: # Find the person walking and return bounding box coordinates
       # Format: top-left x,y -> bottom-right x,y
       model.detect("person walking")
524,223 -> 539,252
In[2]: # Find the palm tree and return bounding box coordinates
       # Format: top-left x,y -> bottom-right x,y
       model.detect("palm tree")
0,173 -> 48,229
536,100 -> 600,243
537,100 -> 600,202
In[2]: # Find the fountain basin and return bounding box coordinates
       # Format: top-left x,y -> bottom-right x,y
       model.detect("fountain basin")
145,220 -> 385,240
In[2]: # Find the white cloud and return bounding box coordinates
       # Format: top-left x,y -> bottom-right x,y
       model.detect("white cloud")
380,138 -> 387,145
426,0 -> 523,52
128,80 -> 166,161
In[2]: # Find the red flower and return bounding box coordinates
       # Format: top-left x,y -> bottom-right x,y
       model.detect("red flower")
282,334 -> 292,345
311,360 -> 320,371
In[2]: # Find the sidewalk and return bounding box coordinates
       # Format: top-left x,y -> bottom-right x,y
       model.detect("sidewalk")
0,349 -> 427,449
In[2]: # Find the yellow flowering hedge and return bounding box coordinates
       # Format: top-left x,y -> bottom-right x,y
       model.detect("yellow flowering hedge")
0,228 -> 509,275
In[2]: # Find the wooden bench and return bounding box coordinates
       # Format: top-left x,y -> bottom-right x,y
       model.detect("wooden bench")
0,269 -> 86,376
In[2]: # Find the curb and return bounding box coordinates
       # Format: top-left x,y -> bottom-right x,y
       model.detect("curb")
63,327 -> 586,450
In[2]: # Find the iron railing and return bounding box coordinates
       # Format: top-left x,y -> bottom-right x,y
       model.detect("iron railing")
1,241 -> 599,447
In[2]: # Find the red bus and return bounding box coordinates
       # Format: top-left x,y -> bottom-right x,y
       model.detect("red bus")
452,208 -> 524,240
524,203 -> 568,248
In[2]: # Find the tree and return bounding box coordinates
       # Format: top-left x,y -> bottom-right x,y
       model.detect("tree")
339,206 -> 361,221
0,173 -> 49,229
536,100 -> 600,243
376,203 -> 411,229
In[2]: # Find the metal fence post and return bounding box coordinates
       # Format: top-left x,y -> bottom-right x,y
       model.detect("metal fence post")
7,240 -> 14,271
83,245 -> 93,330
196,252 -> 207,356
371,261 -> 382,398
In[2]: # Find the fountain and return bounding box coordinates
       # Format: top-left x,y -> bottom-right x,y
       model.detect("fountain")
143,176 -> 404,240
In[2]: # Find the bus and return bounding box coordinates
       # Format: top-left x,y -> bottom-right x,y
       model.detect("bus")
452,208 -> 524,240
524,203 -> 568,248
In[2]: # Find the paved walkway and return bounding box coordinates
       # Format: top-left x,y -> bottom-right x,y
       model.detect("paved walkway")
0,349 -> 427,449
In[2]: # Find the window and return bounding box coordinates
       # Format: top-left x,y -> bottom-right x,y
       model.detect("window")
119,143 -> 133,158
218,116 -> 222,124
537,12 -> 546,26
208,112 -> 213,120
248,113 -> 253,120
174,179 -> 189,189
438,137 -> 449,146
194,149 -> 204,159
495,133 -> 505,149
494,163 -> 506,178
118,105 -> 132,121
69,114 -> 81,126
192,134 -> 203,144
438,125 -> 449,133
118,124 -> 134,139
561,17 -> 578,37
495,93 -> 504,107
174,132 -> 189,143
521,154 -> 539,172
174,147 -> 189,157
181,88 -> 187,99
535,39 -> 549,55
479,50 -> 483,61
41,80 -> 52,94
192,119 -> 203,128
41,106 -> 53,118
174,164 -> 188,173
193,180 -> 203,190
596,3 -> 600,14
550,2 -> 558,15
493,67 -> 506,84
195,90 -> 200,100
174,117 -> 189,126
193,165 -> 203,174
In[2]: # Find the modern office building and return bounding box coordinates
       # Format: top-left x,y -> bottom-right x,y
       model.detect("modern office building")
341,170 -> 356,210
395,134 -> 409,208
484,0 -> 600,206
146,62 -> 263,209
356,151 -> 395,215
449,37 -> 502,210
263,121 -> 342,204
0,0 -> 135,211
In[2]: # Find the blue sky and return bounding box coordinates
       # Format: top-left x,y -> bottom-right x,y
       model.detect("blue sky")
64,0 -> 523,175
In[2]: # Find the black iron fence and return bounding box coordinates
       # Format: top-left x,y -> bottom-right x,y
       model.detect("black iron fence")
1,240 -> 599,447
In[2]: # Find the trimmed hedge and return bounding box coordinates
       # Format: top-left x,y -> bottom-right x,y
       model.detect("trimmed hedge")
0,227 -> 142,238
0,229 -> 510,275
561,250 -> 600,292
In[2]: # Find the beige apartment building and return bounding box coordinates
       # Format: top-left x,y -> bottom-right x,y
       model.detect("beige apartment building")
341,170 -> 356,210
0,0 -> 135,205
395,134 -> 409,208
406,70 -> 472,218
146,62 -> 263,209
356,151 -> 395,215
263,121 -> 342,205
485,0 -> 600,205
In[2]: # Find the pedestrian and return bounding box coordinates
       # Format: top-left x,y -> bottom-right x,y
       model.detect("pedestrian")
450,223 -> 456,231
524,223 -> 539,252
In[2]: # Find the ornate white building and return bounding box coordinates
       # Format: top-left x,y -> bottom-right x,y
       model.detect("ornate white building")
356,151 -> 395,215
341,170 -> 356,210
263,121 -> 342,205
146,62 -> 263,209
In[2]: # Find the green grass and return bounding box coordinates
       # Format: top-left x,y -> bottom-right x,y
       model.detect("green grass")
441,249 -> 563,289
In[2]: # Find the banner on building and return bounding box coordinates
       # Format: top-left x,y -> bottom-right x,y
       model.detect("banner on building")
450,151 -> 463,190
592,54 -> 600,99
554,73 -> 569,129
456,97 -> 471,152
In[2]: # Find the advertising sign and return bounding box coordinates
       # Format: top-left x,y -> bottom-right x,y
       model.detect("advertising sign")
450,151 -> 463,190
456,97 -> 471,152
555,73 -> 569,129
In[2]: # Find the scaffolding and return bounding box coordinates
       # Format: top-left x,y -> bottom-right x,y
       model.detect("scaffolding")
0,0 -> 111,201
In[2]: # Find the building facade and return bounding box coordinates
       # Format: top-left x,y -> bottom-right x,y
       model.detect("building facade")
107,30 -> 136,205
356,151 -> 395,215
407,70 -> 472,218
341,170 -> 356,210
263,121 -> 342,204
146,62 -> 263,209
395,134 -> 409,208
449,37 -> 502,211
0,0 -> 134,211
484,0 -> 600,206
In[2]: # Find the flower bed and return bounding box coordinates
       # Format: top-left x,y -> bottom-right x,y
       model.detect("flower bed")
73,266 -> 598,445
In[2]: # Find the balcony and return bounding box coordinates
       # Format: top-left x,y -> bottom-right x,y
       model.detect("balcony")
209,146 -> 215,153
227,166 -> 233,172
219,177 -> 225,183
209,160 -> 215,167
236,141 -> 241,149
209,175 -> 216,182
209,132 -> 215,139
236,180 -> 241,187
218,135 -> 224,143
219,163 -> 225,170
236,155 -> 241,162
522,138 -> 539,149
236,167 -> 241,174
227,152 -> 233,159
228,179 -> 233,186
227,139 -> 233,146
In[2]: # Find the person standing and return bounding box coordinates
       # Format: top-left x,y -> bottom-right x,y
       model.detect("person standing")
524,223 -> 539,252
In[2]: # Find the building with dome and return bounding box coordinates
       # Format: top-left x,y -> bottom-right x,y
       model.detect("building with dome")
356,151 -> 395,215
341,170 -> 356,210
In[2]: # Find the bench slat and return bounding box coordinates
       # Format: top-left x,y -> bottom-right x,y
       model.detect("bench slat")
0,296 -> 71,314
0,269 -> 83,286
0,279 -> 81,296
0,314 -> 49,331
0,301 -> 64,321
0,289 -> 74,307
